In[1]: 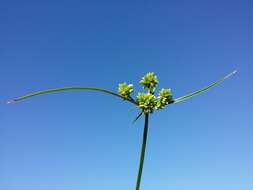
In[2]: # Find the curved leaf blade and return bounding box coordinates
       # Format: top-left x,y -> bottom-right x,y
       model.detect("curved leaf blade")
9,87 -> 137,105
173,70 -> 237,104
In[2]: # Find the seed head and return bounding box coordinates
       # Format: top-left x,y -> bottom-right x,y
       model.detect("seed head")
136,93 -> 157,113
156,88 -> 173,109
140,72 -> 158,93
118,83 -> 134,99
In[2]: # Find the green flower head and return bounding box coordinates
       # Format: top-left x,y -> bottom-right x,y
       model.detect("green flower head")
156,88 -> 173,109
140,72 -> 158,93
136,93 -> 157,113
118,82 -> 134,99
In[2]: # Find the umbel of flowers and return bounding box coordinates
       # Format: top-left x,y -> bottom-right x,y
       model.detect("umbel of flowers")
118,72 -> 173,114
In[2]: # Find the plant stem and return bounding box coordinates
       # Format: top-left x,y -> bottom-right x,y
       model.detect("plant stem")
135,113 -> 149,190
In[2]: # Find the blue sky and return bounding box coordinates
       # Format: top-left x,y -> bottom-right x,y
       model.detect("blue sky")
0,0 -> 252,190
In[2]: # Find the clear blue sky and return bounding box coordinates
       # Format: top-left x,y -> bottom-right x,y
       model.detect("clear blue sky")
0,0 -> 252,190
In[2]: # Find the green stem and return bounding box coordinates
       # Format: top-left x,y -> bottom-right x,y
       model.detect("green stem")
135,113 -> 149,190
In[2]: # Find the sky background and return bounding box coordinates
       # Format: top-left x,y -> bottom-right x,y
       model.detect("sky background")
0,0 -> 252,190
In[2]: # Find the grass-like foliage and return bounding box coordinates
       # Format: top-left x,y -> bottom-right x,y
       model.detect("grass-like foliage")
9,70 -> 236,190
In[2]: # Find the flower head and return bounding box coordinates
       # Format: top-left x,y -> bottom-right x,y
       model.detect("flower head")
118,82 -> 134,99
136,93 -> 157,113
140,72 -> 158,93
118,72 -> 176,113
156,88 -> 173,109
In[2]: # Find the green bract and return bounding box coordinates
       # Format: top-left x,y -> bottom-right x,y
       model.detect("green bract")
118,82 -> 134,99
139,72 -> 158,93
136,93 -> 157,113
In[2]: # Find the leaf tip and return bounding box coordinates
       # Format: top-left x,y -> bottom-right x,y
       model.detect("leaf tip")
225,70 -> 237,79
232,70 -> 237,75
6,100 -> 16,104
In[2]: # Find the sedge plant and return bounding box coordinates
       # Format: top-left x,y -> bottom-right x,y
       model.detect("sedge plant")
8,70 -> 236,190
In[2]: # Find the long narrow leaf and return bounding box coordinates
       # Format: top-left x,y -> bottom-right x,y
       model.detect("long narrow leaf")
8,87 -> 137,105
173,70 -> 236,104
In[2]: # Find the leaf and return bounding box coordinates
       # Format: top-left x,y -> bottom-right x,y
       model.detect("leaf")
8,87 -> 137,105
173,70 -> 237,104
132,111 -> 143,124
